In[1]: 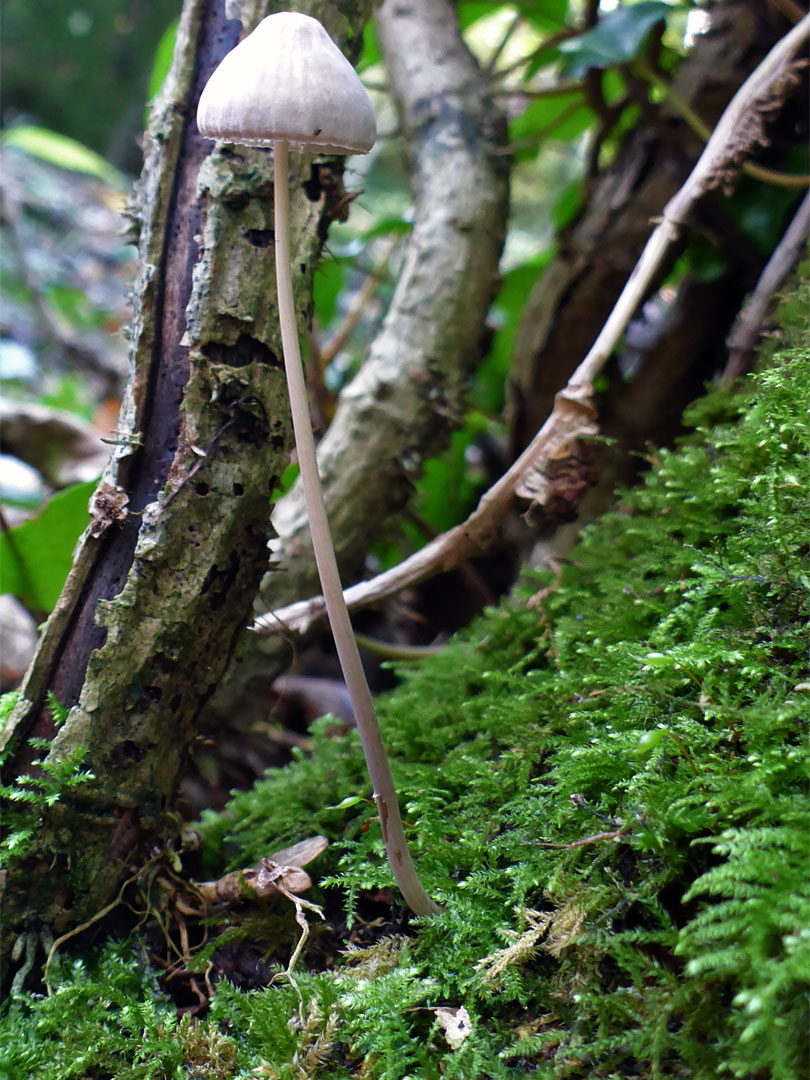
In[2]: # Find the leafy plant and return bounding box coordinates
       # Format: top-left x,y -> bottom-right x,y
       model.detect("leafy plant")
0,478 -> 98,612
558,2 -> 679,77
0,692 -> 94,865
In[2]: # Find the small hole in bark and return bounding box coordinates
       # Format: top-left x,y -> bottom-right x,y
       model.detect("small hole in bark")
270,435 -> 285,450
111,740 -> 147,766
201,335 -> 280,368
196,482 -> 210,496
245,228 -> 274,247
232,482 -> 244,496
223,189 -> 250,211
169,694 -> 181,713
303,165 -> 322,201
300,262 -> 307,274
200,551 -> 240,611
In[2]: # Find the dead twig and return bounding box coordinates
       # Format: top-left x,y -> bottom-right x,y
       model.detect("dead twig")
634,59 -> 810,190
44,867 -> 142,993
723,191 -> 810,382
254,15 -> 810,640
194,835 -> 328,906
484,10 -> 522,74
536,827 -> 628,849
319,233 -> 400,369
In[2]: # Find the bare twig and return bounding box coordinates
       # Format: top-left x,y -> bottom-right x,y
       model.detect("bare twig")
254,15 -> 810,640
354,631 -> 445,661
44,868 -> 142,993
485,11 -> 523,74
723,191 -> 810,382
493,81 -> 584,100
318,233 -> 400,368
536,828 -> 627,849
492,27 -> 577,82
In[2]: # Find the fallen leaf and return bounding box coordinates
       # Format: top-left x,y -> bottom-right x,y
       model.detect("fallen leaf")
435,1006 -> 472,1050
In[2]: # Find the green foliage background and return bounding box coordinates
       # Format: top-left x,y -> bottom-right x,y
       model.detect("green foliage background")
3,281 -> 808,1078
0,0 -> 180,170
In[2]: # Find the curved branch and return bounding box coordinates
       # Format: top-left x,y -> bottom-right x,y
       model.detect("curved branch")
260,0 -> 509,608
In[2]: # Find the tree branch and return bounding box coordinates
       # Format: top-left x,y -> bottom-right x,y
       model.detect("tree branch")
723,190 -> 810,381
254,13 -> 810,638
0,0 -> 372,972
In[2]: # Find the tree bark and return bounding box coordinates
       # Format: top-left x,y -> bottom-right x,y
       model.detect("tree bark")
264,0 -> 510,603
0,0 -> 374,975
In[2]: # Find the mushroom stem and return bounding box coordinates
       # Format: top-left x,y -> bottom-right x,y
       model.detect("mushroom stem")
273,140 -> 441,917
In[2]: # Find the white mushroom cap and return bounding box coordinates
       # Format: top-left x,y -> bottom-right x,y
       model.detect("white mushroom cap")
197,12 -> 376,155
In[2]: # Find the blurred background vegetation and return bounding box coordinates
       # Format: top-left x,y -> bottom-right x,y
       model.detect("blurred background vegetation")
1,0 -> 180,170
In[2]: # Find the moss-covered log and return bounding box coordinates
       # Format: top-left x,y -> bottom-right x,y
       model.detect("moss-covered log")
0,0 -> 375,973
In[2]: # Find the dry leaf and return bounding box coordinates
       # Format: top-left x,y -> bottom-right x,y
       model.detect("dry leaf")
435,1006 -> 472,1050
195,835 -> 328,905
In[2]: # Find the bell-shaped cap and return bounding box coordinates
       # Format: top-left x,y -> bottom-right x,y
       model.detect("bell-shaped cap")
197,12 -> 376,155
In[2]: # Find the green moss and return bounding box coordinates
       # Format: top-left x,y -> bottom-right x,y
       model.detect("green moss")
0,939 -> 240,1079
4,304 -> 808,1076
192,334 -> 810,1077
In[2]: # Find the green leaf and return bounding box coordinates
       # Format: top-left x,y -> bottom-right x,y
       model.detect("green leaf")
325,794 -> 370,812
270,461 -> 299,505
509,92 -> 594,162
522,0 -> 569,33
0,479 -> 97,612
559,2 -> 677,77
1,127 -> 122,186
457,3 -> 504,32
145,18 -> 178,124
458,1 -> 567,33
630,728 -> 667,757
357,19 -> 381,71
414,412 -> 492,535
313,259 -> 348,327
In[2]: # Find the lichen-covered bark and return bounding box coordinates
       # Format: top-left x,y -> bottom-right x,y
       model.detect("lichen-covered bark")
264,0 -> 510,604
0,0 -> 373,970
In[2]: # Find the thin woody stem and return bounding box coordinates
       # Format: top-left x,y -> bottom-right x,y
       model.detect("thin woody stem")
273,139 -> 441,917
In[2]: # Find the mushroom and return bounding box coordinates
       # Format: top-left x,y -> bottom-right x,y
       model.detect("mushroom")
197,12 -> 440,917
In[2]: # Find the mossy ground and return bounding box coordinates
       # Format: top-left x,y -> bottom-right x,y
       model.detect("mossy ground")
2,290 -> 808,1079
